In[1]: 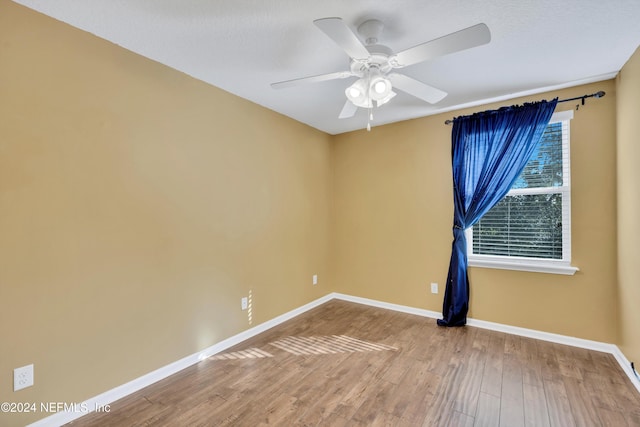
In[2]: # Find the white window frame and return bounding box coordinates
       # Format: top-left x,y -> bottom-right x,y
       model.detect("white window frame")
466,110 -> 578,275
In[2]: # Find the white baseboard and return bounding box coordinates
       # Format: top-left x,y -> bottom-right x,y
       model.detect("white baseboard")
611,346 -> 640,394
29,292 -> 640,426
331,293 -> 442,319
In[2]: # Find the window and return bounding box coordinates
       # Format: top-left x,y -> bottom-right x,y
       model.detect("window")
466,110 -> 578,275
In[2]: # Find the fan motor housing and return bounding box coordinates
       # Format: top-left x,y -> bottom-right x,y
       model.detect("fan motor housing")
350,44 -> 394,76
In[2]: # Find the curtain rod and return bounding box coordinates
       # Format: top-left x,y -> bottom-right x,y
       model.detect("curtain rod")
443,91 -> 606,125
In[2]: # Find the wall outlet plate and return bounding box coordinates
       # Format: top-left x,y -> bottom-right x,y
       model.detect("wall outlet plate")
14,364 -> 34,391
241,297 -> 248,310
431,283 -> 438,294
312,274 -> 318,285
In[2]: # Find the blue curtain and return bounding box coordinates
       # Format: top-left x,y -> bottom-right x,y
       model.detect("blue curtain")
437,99 -> 558,327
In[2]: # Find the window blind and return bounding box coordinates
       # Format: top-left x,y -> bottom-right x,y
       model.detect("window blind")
471,118 -> 570,261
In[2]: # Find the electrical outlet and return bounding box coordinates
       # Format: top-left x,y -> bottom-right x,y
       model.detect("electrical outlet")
430,283 -> 438,294
241,297 -> 248,311
312,274 -> 318,285
14,364 -> 34,391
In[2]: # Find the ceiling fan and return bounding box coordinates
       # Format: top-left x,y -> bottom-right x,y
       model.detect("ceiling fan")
271,17 -> 491,128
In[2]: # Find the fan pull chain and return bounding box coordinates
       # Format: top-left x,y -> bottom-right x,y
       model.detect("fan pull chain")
366,70 -> 373,132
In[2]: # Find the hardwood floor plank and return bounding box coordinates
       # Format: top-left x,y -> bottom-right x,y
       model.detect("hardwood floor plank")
254,393 -> 300,426
471,328 -> 491,352
383,358 -> 429,418
556,349 -> 584,380
398,369 -> 441,425
499,355 -> 525,427
523,382 -> 551,427
537,341 -> 563,381
65,300 -> 640,427
596,407 -> 630,427
452,349 -> 486,416
544,377 -> 577,427
504,334 -> 523,357
480,332 -> 505,397
395,389 -> 432,426
329,354 -> 386,420
447,411 -> 475,427
520,337 -> 544,388
314,411 -> 350,427
349,410 -> 410,427
627,410 -> 640,427
562,376 -> 604,426
582,366 -> 640,415
421,360 -> 464,426
474,392 -> 501,427
381,350 -> 415,384
350,378 -> 397,423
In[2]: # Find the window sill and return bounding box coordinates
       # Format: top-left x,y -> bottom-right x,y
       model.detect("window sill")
468,257 -> 579,275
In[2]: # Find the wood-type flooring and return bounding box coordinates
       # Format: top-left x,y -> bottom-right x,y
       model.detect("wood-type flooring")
68,300 -> 640,426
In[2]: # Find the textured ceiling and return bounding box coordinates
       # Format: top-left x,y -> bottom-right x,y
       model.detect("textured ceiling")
12,0 -> 640,134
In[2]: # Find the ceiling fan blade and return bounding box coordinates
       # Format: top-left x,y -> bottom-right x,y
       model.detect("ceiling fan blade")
392,23 -> 491,68
271,71 -> 353,89
339,100 -> 358,119
313,17 -> 370,60
388,73 -> 447,104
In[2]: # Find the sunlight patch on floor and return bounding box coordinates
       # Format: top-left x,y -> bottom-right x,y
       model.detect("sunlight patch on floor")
269,335 -> 397,356
208,347 -> 274,360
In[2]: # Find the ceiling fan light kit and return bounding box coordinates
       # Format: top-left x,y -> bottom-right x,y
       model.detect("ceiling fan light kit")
345,78 -> 370,108
345,66 -> 394,109
272,17 -> 491,131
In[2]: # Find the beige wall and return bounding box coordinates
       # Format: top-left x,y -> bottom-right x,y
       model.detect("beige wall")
617,46 -> 640,366
2,1 -> 636,425
332,80 -> 619,343
0,2 -> 331,425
